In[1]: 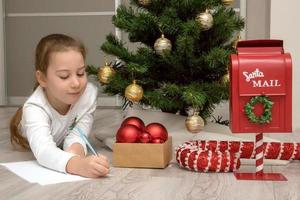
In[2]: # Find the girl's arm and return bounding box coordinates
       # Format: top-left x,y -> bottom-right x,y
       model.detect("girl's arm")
64,83 -> 110,177
66,154 -> 109,178
63,83 -> 98,155
64,135 -> 110,178
23,105 -> 109,178
65,142 -> 85,157
22,105 -> 79,173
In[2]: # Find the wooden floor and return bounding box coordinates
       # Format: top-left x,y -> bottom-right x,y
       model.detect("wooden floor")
1,107 -> 300,200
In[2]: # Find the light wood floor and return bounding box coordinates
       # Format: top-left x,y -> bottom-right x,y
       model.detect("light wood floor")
1,107 -> 300,200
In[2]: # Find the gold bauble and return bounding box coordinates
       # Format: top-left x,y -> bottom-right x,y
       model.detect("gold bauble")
97,63 -> 115,84
125,80 -> 144,102
196,10 -> 213,31
154,34 -> 172,55
222,0 -> 234,6
138,0 -> 151,6
185,112 -> 204,133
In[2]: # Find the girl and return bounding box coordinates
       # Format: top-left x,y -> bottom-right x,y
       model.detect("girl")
10,34 -> 109,178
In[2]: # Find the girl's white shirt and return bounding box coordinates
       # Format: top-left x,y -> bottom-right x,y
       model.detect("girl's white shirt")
20,82 -> 98,173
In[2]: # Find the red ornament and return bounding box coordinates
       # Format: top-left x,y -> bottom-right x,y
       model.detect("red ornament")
139,131 -> 152,143
121,116 -> 145,130
116,124 -> 141,143
145,123 -> 168,142
151,138 -> 164,144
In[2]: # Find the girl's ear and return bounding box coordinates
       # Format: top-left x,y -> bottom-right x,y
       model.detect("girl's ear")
35,70 -> 47,88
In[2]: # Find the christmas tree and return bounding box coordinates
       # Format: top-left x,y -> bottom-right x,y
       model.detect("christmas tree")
88,0 -> 244,120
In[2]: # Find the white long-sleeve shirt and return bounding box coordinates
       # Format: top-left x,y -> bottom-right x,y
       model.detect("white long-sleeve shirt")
20,82 -> 98,173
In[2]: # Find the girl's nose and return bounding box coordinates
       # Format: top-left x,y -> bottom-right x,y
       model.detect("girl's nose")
70,76 -> 80,88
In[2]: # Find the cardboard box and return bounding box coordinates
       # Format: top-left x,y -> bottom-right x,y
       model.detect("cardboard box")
112,136 -> 172,168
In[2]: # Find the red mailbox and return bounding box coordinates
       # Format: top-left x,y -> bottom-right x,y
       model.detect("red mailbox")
230,40 -> 292,133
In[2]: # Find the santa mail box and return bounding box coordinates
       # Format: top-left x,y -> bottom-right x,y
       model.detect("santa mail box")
230,40 -> 292,133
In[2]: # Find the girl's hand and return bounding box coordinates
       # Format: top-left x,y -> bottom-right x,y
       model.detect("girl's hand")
66,155 -> 110,178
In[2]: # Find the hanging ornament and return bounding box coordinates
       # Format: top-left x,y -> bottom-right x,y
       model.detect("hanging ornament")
185,112 -> 204,133
196,10 -> 214,31
222,0 -> 234,6
138,0 -> 151,6
97,62 -> 115,84
125,80 -> 144,102
154,33 -> 172,56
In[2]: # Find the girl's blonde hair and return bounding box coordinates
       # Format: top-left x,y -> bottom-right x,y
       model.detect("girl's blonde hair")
10,33 -> 86,149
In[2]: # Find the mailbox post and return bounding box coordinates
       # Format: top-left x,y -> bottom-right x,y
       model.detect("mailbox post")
230,40 -> 292,181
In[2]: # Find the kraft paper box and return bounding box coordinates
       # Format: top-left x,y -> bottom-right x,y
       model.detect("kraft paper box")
112,137 -> 172,168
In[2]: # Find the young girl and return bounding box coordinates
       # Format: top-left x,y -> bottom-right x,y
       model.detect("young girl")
10,33 -> 109,178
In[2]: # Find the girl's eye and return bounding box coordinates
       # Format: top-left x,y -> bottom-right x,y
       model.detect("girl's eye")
77,72 -> 85,77
59,76 -> 69,80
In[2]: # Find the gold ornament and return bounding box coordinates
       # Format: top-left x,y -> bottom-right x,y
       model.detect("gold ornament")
125,80 -> 144,102
97,62 -> 115,84
196,10 -> 214,31
138,0 -> 151,6
222,0 -> 234,6
185,112 -> 204,133
154,34 -> 172,55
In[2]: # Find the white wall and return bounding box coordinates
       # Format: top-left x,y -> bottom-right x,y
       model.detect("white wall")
246,0 -> 270,39
270,0 -> 300,130
5,1 -> 119,106
0,0 -> 6,105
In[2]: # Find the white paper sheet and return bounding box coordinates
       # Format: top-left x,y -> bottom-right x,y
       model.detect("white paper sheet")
0,160 -> 89,185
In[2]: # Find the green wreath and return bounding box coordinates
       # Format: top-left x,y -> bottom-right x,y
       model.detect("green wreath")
244,95 -> 273,124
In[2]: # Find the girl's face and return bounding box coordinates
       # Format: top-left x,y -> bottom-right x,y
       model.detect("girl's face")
37,50 -> 87,114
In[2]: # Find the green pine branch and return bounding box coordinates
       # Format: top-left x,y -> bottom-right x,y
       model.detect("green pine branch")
96,0 -> 244,119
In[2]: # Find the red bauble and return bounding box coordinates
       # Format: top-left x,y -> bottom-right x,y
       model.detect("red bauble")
145,123 -> 168,142
121,116 -> 145,130
139,131 -> 152,143
151,138 -> 164,144
116,124 -> 141,143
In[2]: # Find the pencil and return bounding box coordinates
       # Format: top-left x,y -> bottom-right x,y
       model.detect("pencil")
72,126 -> 113,177
74,127 -> 99,156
